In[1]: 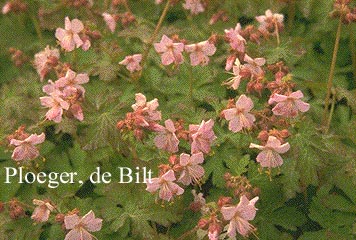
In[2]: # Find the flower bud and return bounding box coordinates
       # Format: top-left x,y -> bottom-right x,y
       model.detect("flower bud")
217,196 -> 232,208
197,218 -> 210,229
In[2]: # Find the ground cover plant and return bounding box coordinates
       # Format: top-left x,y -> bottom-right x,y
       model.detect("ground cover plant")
0,0 -> 356,239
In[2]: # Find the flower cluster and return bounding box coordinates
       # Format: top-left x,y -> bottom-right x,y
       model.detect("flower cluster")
55,17 -> 91,52
154,34 -> 216,66
40,69 -> 89,123
6,126 -> 45,162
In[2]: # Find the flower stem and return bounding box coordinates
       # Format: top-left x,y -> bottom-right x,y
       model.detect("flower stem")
141,0 -> 171,68
349,26 -> 356,84
287,0 -> 296,32
30,14 -> 43,42
274,21 -> 280,46
322,17 -> 342,130
326,89 -> 336,134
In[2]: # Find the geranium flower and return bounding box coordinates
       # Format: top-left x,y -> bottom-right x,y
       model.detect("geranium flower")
102,12 -> 117,32
183,0 -> 205,15
249,136 -> 290,168
243,54 -> 265,76
189,119 -> 216,154
146,170 -> 184,201
154,119 -> 179,153
185,41 -> 216,66
33,46 -> 60,81
256,9 -> 284,33
40,91 -> 70,123
268,90 -> 310,117
64,210 -> 102,240
225,23 -> 246,52
31,199 -> 55,223
224,58 -> 242,90
131,93 -> 162,122
119,54 -> 142,73
10,133 -> 45,161
222,94 -> 255,132
55,17 -> 87,52
178,152 -> 205,185
55,69 -> 89,96
154,35 -> 184,65
221,195 -> 259,237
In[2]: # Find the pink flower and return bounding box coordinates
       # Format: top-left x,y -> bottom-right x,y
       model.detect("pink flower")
256,9 -> 284,33
222,94 -> 255,132
221,195 -> 259,237
55,17 -> 86,52
102,12 -> 117,32
249,136 -> 290,168
178,152 -> 205,185
189,119 -> 217,154
225,23 -> 246,52
185,41 -> 216,66
40,91 -> 70,123
34,46 -> 60,81
154,119 -> 179,153
55,69 -> 89,96
224,58 -> 242,89
10,133 -> 45,161
31,199 -> 55,223
131,93 -> 162,122
243,54 -> 265,76
225,55 -> 236,71
146,170 -> 184,202
183,0 -> 205,15
2,2 -> 11,14
64,210 -> 102,240
268,90 -> 310,117
208,231 -> 219,240
154,35 -> 184,65
119,54 -> 142,73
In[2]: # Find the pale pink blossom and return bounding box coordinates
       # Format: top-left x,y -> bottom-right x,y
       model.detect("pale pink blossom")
225,23 -> 246,52
221,195 -> 259,237
131,93 -> 162,122
102,12 -> 117,32
154,119 -> 179,153
189,119 -> 216,154
268,90 -> 310,117
146,170 -> 184,201
119,54 -> 142,73
225,55 -> 236,71
34,46 -> 60,81
10,133 -> 45,161
31,199 -> 55,223
55,69 -> 89,96
178,152 -> 205,185
154,35 -> 184,65
222,94 -> 255,132
256,9 -> 284,32
2,2 -> 11,14
40,91 -> 70,123
243,54 -> 266,76
183,0 -> 205,15
190,189 -> 207,213
224,58 -> 242,90
55,17 -> 87,52
155,0 -> 163,4
249,136 -> 290,168
208,231 -> 219,240
185,41 -> 216,66
64,210 -> 102,240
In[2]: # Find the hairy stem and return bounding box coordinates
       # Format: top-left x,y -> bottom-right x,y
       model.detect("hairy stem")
274,21 -> 280,46
30,14 -> 43,41
287,0 -> 296,32
326,89 -> 336,134
322,17 -> 342,129
141,0 -> 171,67
349,26 -> 356,84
